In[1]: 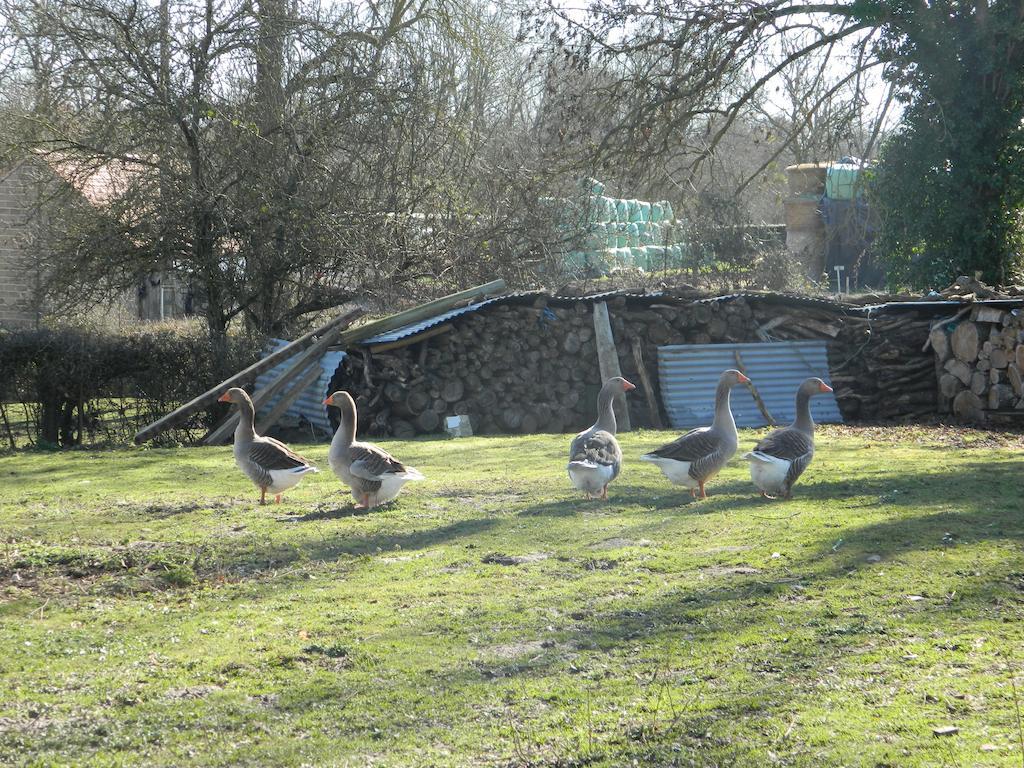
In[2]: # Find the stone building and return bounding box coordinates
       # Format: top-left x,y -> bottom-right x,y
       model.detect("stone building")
0,159 -> 46,328
0,154 -> 190,329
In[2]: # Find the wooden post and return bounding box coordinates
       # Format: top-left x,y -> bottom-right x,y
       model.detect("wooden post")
630,337 -> 663,428
204,279 -> 507,445
133,306 -> 364,445
204,319 -> 354,445
592,301 -> 631,431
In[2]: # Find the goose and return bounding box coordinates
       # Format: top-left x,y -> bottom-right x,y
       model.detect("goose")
218,387 -> 318,504
325,390 -> 425,509
743,377 -> 833,498
640,369 -> 750,499
567,376 -> 635,499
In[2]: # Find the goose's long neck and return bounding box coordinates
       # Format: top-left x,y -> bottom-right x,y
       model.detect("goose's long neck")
793,390 -> 815,434
711,379 -> 736,434
594,387 -> 617,434
234,396 -> 257,444
330,401 -> 357,456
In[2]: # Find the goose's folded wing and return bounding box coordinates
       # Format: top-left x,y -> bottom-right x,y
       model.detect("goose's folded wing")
349,444 -> 408,480
648,427 -> 719,462
754,427 -> 813,461
250,437 -> 312,470
570,430 -> 620,466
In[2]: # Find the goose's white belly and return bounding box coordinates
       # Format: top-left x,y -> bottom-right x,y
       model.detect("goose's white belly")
267,467 -> 317,494
363,474 -> 412,506
640,456 -> 698,488
744,452 -> 790,494
568,462 -> 615,494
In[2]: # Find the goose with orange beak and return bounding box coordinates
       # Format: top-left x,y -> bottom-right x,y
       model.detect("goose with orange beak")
743,377 -> 833,499
217,387 -> 318,504
640,369 -> 749,499
567,376 -> 636,500
324,390 -> 425,509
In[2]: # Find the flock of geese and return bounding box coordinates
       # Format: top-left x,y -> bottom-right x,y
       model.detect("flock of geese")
217,369 -> 833,509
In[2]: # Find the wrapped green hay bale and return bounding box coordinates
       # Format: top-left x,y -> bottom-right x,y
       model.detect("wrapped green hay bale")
661,200 -> 675,221
615,225 -> 629,248
585,231 -> 606,251
593,196 -> 615,223
626,222 -> 640,246
627,199 -> 641,222
639,201 -> 651,222
628,246 -> 647,270
602,221 -> 617,248
650,202 -> 664,222
615,199 -> 629,222
585,178 -> 606,197
639,223 -> 655,245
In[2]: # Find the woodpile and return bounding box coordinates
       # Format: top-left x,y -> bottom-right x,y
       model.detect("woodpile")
326,292 -> 947,437
329,296 -> 766,437
932,305 -> 1024,423
827,312 -> 937,421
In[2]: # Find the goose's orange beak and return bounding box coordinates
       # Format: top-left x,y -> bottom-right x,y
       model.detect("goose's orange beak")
737,373 -> 751,384
217,392 -> 231,402
820,382 -> 834,393
323,397 -> 332,406
623,380 -> 636,391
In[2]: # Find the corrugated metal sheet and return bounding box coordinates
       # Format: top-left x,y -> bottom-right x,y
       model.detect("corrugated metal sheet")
657,341 -> 843,429
358,290 -> 674,345
695,291 -> 861,313
359,297 -> 509,345
865,298 -> 1024,315
254,340 -> 346,437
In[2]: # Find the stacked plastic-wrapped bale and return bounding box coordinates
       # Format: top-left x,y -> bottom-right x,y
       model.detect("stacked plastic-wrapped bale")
562,180 -> 684,276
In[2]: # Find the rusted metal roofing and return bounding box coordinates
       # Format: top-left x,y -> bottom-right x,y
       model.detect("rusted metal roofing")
657,341 -> 843,429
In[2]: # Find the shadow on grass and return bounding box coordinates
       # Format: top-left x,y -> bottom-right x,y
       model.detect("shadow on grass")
516,480 -> 786,517
215,516 -> 500,573
276,505 -> 372,522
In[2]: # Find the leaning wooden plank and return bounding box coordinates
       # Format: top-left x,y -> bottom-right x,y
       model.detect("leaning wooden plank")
254,363 -> 325,435
364,323 -> 453,353
593,301 -> 631,431
133,306 -> 364,445
206,279 -> 507,445
734,350 -> 776,425
203,317 -> 357,445
630,336 -> 663,429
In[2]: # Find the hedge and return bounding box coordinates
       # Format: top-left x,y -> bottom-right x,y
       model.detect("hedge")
0,322 -> 262,448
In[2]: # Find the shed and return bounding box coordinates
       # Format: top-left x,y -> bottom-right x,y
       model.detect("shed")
657,341 -> 842,428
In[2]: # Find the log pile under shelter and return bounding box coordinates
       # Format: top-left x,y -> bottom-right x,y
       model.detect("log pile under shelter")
326,290 -> 947,438
131,276 -> 1024,447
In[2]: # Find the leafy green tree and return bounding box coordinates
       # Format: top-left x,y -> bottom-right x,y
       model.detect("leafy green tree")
868,1 -> 1024,286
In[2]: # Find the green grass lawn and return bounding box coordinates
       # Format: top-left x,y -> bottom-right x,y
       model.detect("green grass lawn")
2,425 -> 1023,767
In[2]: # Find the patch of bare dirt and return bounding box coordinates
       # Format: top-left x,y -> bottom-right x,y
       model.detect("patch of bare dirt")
700,564 -> 762,576
481,552 -> 549,566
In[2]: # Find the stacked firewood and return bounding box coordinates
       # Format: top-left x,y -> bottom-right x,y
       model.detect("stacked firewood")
328,297 -> 766,437
827,312 -> 937,421
933,305 -> 1024,422
327,294 -> 944,436
330,303 -> 600,437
